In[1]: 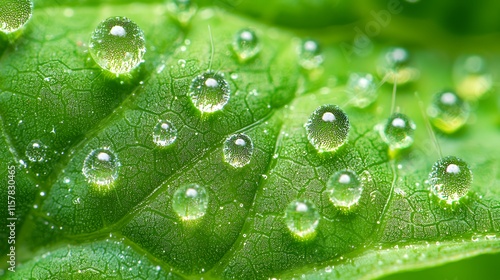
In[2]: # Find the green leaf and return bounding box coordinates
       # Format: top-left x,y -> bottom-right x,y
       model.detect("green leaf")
1,0 -> 499,279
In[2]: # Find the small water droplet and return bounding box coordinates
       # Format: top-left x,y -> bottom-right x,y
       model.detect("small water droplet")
429,156 -> 472,204
454,55 -> 492,100
378,47 -> 417,84
73,197 -> 81,205
82,148 -> 120,186
327,170 -> 363,209
380,113 -> 416,149
152,120 -> 177,147
189,71 -> 230,113
26,140 -> 48,162
89,17 -> 146,74
346,73 -> 378,108
0,0 -> 33,33
223,133 -> 254,168
167,0 -> 197,26
284,200 -> 320,239
305,104 -> 350,152
172,183 -> 209,221
299,39 -> 323,70
428,91 -> 470,134
232,28 -> 260,62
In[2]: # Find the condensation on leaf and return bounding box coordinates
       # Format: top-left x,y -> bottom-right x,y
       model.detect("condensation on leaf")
188,71 -> 230,113
0,0 -> 33,34
89,17 -> 146,74
172,183 -> 209,221
429,156 -> 472,204
305,104 -> 350,153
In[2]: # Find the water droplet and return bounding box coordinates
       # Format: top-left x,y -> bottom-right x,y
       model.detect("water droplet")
454,55 -> 492,100
172,183 -> 209,221
0,0 -> 33,34
89,17 -> 146,74
223,133 -> 254,168
25,140 -> 48,162
189,71 -> 230,113
284,200 -> 320,239
167,0 -> 197,26
346,73 -> 378,108
327,170 -> 363,209
380,113 -> 416,149
82,148 -> 120,186
429,156 -> 472,204
232,28 -> 260,62
377,47 -> 417,84
428,91 -> 470,134
299,39 -> 323,70
152,120 -> 177,147
305,104 -> 350,152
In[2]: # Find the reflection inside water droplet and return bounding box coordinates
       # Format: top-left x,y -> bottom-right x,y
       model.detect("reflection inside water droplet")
223,133 -> 254,168
284,200 -> 320,239
172,183 -> 209,221
82,148 -> 120,187
429,156 -> 472,204
305,104 -> 350,153
152,120 -> 177,147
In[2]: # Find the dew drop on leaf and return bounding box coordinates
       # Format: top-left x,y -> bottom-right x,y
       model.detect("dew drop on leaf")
189,71 -> 230,113
428,90 -> 470,134
0,0 -> 33,34
152,120 -> 177,147
25,140 -> 48,162
298,39 -> 323,70
327,170 -> 363,209
167,0 -> 197,26
428,156 -> 472,204
284,200 -> 320,239
377,47 -> 416,84
223,133 -> 254,168
89,17 -> 146,74
380,113 -> 416,150
453,54 -> 492,100
231,28 -> 260,62
172,183 -> 209,221
346,73 -> 378,108
82,148 -> 120,186
305,104 -> 350,152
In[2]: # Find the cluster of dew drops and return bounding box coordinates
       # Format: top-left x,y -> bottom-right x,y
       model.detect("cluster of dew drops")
1,0 -> 484,240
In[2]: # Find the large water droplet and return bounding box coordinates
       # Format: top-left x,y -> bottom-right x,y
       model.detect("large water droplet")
26,140 -> 47,162
232,28 -> 260,62
152,120 -> 177,147
223,133 -> 254,168
89,17 -> 146,74
0,0 -> 33,34
428,91 -> 470,134
172,183 -> 209,221
299,39 -> 323,70
380,113 -> 416,150
454,55 -> 492,100
346,73 -> 378,108
188,71 -> 230,113
377,47 -> 417,84
327,170 -> 363,209
429,156 -> 472,204
305,104 -> 350,152
284,200 -> 320,239
82,148 -> 120,186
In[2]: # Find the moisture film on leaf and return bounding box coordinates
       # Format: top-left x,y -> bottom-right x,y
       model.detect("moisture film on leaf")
1,1 -> 499,279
